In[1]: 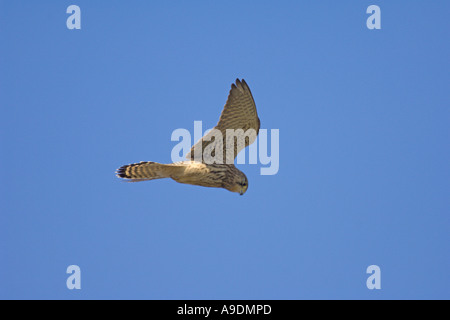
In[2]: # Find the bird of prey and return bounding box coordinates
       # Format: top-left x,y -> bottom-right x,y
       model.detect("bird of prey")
116,79 -> 260,195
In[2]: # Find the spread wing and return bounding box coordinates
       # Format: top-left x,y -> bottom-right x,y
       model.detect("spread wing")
187,79 -> 260,164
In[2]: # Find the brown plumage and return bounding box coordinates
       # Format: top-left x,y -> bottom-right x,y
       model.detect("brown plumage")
187,79 -> 260,163
116,79 -> 260,195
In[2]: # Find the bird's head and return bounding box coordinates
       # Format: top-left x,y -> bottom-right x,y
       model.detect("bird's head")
229,171 -> 248,196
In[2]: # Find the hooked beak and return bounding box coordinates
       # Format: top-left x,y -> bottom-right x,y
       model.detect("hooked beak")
239,190 -> 244,196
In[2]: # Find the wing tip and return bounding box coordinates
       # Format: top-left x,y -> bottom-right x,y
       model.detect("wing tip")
233,78 -> 250,92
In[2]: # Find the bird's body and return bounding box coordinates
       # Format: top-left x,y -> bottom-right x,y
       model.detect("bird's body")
117,161 -> 247,193
116,79 -> 260,195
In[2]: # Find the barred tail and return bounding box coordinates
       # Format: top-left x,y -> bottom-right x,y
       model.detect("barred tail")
116,161 -> 177,181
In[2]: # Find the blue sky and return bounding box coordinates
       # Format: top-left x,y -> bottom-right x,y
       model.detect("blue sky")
1,1 -> 449,299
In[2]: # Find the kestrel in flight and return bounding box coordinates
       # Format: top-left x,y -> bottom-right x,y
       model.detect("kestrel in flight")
116,79 -> 260,195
